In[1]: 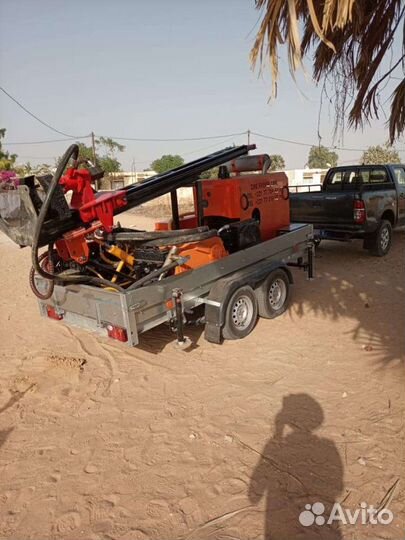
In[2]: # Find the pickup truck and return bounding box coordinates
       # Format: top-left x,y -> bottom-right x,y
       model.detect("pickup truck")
290,164 -> 405,256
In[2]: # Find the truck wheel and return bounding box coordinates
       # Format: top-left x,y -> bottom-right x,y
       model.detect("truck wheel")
222,286 -> 258,340
256,269 -> 291,319
370,219 -> 392,257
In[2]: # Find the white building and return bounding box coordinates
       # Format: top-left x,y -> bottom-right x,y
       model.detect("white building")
108,170 -> 157,188
284,168 -> 328,192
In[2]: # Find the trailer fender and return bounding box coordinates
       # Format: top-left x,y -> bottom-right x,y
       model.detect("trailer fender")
204,261 -> 293,344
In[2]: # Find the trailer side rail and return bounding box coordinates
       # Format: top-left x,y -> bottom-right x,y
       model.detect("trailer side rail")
37,223 -> 313,346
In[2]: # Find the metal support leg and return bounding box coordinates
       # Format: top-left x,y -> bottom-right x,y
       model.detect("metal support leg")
170,190 -> 180,230
172,288 -> 191,349
195,180 -> 204,227
307,244 -> 315,280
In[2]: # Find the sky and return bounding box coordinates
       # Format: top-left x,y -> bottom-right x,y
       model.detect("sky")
0,0 -> 404,171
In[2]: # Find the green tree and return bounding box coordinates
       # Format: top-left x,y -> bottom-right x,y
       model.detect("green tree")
0,128 -> 17,170
16,161 -> 53,176
269,154 -> 285,171
96,136 -> 125,157
151,154 -> 184,174
199,167 -> 219,179
98,155 -> 122,174
360,144 -> 401,165
308,146 -> 338,168
57,138 -> 125,174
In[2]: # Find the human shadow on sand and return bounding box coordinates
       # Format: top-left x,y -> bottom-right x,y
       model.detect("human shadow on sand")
249,393 -> 343,539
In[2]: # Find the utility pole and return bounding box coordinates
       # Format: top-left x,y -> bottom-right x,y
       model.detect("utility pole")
91,131 -> 97,165
247,129 -> 251,145
91,131 -> 99,190
131,158 -> 136,183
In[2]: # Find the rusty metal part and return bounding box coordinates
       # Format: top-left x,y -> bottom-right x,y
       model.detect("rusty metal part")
29,251 -> 54,300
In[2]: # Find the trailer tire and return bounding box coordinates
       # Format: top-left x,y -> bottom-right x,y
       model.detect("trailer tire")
369,219 -> 392,257
222,286 -> 258,340
256,269 -> 290,319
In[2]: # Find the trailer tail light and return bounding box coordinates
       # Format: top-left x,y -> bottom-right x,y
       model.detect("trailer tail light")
107,325 -> 128,342
46,306 -> 63,320
353,200 -> 366,224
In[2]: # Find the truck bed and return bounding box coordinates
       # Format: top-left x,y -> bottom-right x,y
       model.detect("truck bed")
290,189 -> 355,226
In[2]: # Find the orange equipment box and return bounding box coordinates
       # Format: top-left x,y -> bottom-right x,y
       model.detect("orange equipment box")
199,172 -> 290,241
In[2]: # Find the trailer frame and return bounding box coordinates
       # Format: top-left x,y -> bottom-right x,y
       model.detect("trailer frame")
35,222 -> 314,347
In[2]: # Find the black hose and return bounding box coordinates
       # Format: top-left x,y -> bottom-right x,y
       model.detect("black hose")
107,226 -> 209,243
127,258 -> 188,290
143,229 -> 217,247
31,144 -> 79,280
30,144 -> 124,293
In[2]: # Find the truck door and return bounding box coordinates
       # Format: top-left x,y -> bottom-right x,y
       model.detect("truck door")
323,168 -> 358,224
392,166 -> 405,226
354,167 -> 393,228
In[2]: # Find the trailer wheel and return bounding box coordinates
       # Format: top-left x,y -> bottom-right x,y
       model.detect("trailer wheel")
256,269 -> 290,319
370,219 -> 392,257
222,286 -> 258,340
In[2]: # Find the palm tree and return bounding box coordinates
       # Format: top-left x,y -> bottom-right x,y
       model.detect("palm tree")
251,0 -> 405,142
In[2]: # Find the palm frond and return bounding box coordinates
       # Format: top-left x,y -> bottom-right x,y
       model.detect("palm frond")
251,0 -> 405,142
389,78 -> 405,141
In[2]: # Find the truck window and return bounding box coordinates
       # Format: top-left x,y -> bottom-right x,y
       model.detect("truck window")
343,170 -> 362,189
326,170 -> 344,190
368,168 -> 388,184
393,166 -> 405,185
341,167 -> 389,190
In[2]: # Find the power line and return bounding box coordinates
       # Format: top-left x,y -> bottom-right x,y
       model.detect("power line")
0,81 -> 401,153
112,137 -> 243,168
181,136 -> 241,157
15,156 -> 56,160
251,131 -> 314,148
0,85 -> 89,139
251,131 -> 368,152
3,136 -> 90,145
3,132 -> 245,146
98,131 -> 248,142
3,127 -> 403,155
3,133 -> 240,146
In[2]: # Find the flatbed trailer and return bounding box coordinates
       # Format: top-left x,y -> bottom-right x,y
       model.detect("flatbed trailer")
1,143 -> 315,347
35,222 -> 314,348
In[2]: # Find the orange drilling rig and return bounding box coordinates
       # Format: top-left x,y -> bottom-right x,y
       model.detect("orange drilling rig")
0,143 -> 313,347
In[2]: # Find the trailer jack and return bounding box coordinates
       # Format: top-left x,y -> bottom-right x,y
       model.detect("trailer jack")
307,243 -> 315,280
286,242 -> 315,280
171,288 -> 192,350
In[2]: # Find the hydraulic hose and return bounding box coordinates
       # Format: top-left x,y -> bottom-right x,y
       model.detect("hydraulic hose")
30,144 -> 124,293
143,229 -> 217,247
127,257 -> 189,290
107,226 -> 209,243
31,144 -> 79,281
29,251 -> 55,300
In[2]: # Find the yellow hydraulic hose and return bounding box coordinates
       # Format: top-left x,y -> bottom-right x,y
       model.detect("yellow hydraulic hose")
111,260 -> 125,283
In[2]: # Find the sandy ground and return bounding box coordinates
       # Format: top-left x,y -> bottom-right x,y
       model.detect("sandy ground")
0,212 -> 404,540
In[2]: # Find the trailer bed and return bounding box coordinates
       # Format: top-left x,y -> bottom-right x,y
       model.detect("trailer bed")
36,223 -> 313,347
